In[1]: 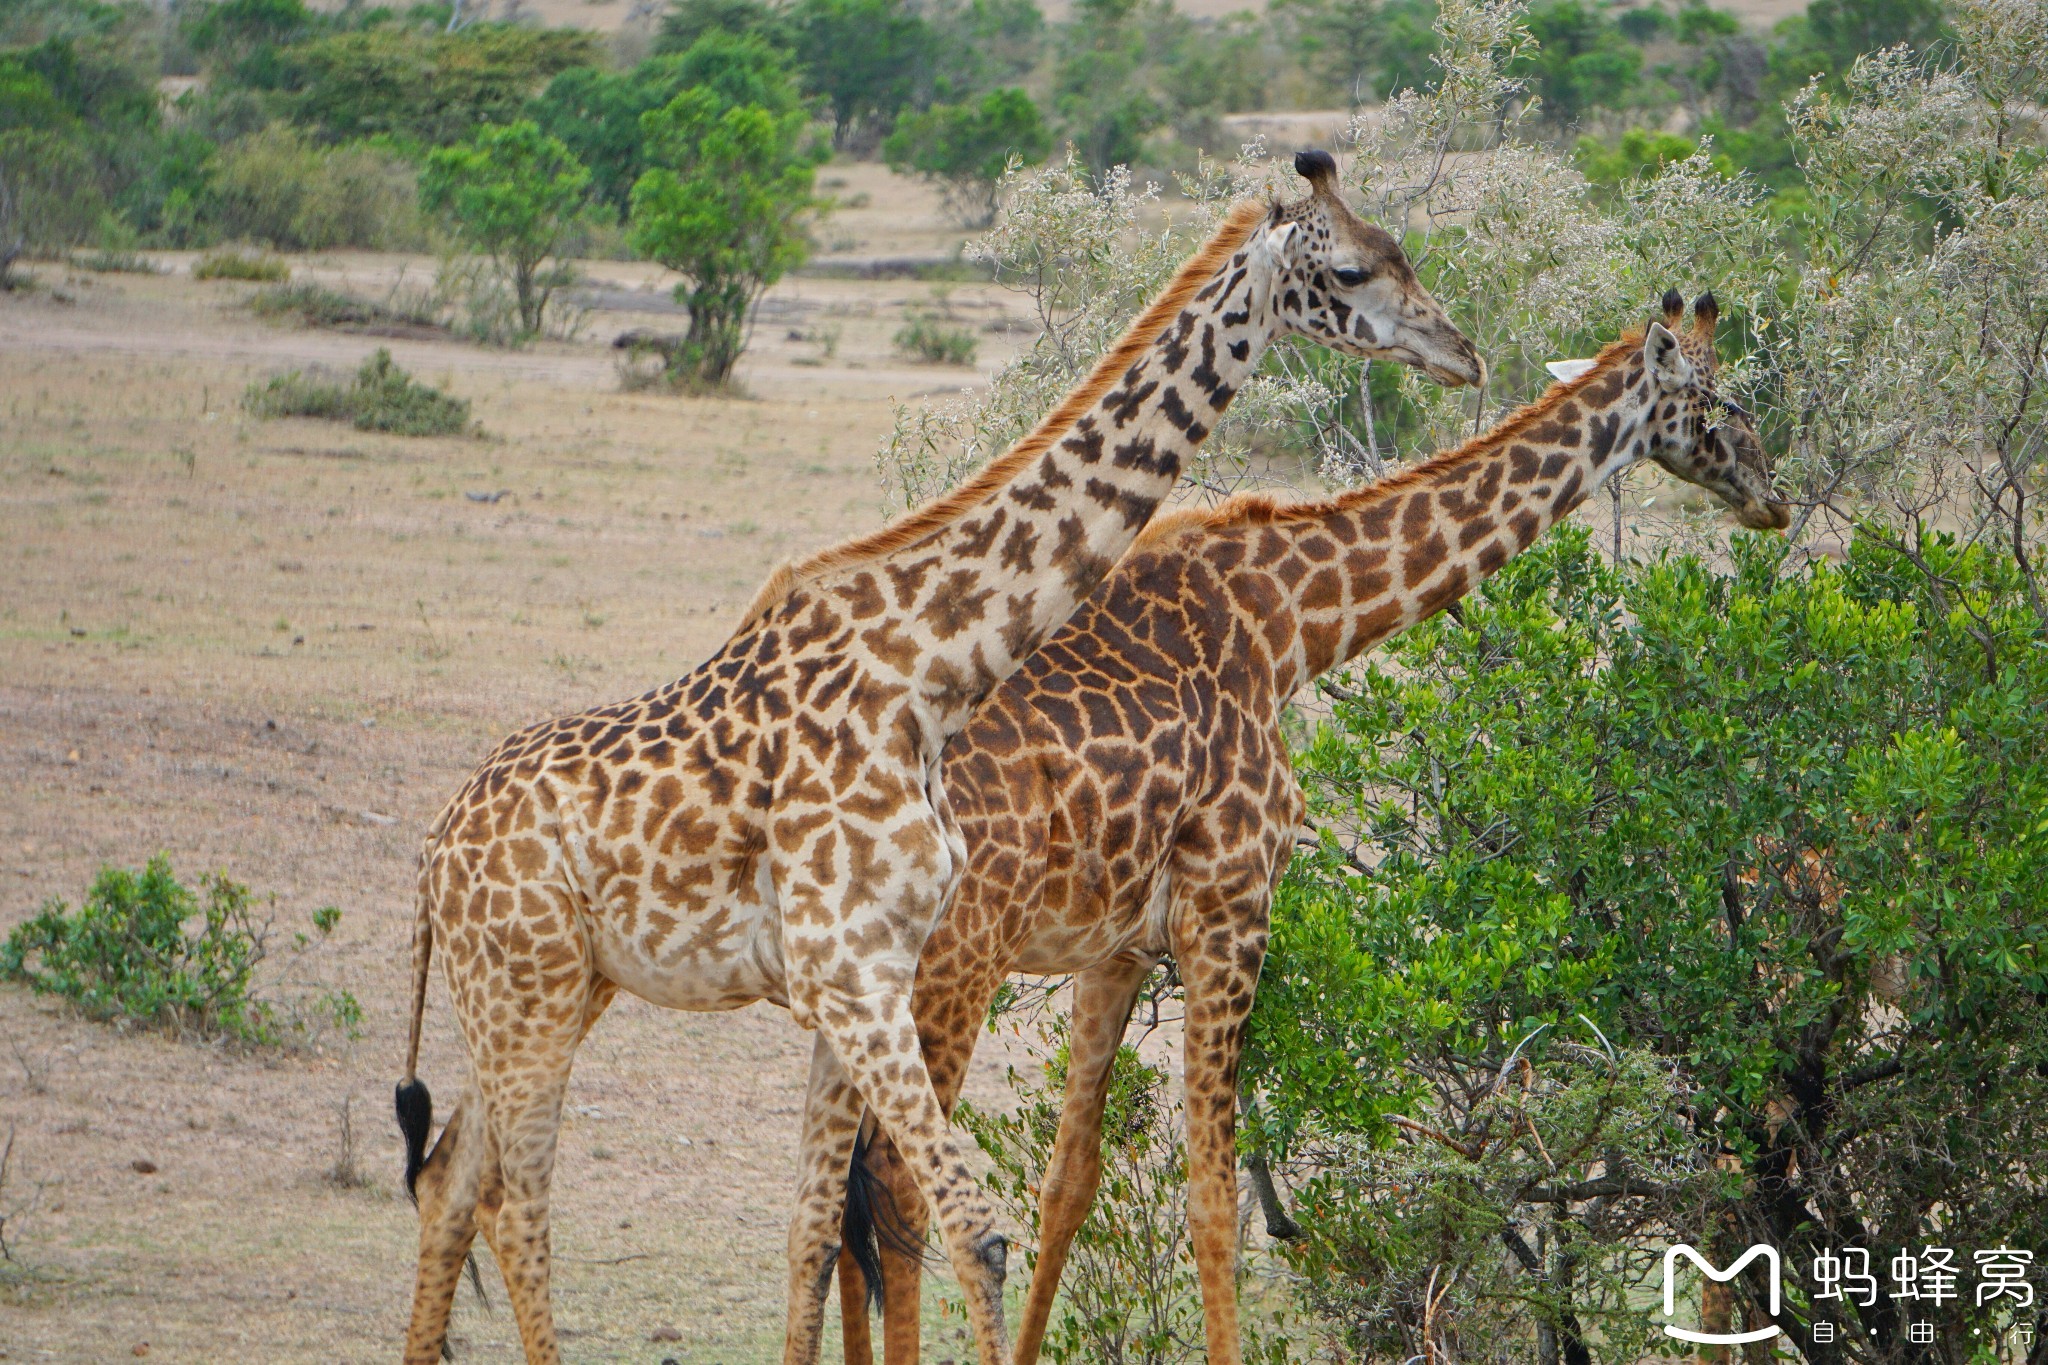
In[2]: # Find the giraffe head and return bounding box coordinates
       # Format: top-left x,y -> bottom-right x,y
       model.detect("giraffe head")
1261,149 -> 1485,387
1635,289 -> 1791,531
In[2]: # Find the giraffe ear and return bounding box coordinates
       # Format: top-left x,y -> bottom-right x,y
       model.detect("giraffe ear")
1544,359 -> 1598,383
1644,321 -> 1694,392
1258,220 -> 1298,264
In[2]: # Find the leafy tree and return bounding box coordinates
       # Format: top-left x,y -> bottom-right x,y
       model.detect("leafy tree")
1248,527 -> 2048,1360
1053,0 -> 1163,174
263,24 -> 597,146
1513,0 -> 1643,126
528,34 -> 801,221
653,0 -> 791,56
882,86 -> 1050,225
925,0 -> 1046,100
1572,126 -> 1721,184
665,27 -> 808,115
1154,9 -> 1271,145
420,119 -> 590,337
1269,0 -> 1429,104
1775,0 -> 1951,90
787,0 -> 937,147
0,33 -> 212,247
628,87 -> 823,383
180,0 -> 321,83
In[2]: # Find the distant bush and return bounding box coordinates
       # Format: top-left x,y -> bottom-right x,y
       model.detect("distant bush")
248,280 -> 440,330
69,248 -> 159,273
894,316 -> 977,365
206,127 -> 424,252
244,347 -> 471,435
0,855 -> 359,1047
266,25 -> 599,147
193,248 -> 289,281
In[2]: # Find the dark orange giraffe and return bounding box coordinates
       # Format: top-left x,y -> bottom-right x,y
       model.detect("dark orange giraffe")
835,292 -> 1788,1365
392,150 -> 1481,1365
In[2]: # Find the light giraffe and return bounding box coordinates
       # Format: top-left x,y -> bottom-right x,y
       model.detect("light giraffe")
833,292 -> 1789,1365
392,149 -> 1483,1365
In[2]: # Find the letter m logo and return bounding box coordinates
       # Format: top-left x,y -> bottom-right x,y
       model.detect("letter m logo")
1662,1244 -> 1783,1345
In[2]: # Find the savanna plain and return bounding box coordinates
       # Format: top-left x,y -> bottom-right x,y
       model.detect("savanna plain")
0,164 -> 1045,1364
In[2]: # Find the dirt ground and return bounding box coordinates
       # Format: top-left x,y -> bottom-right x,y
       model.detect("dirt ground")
0,164 -> 1045,1364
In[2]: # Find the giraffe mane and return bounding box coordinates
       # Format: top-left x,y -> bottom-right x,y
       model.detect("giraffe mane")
1135,328 -> 1648,549
734,199 -> 1271,628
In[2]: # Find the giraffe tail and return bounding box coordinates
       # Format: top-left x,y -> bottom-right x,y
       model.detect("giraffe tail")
395,853 -> 436,1205
842,1117 -> 942,1311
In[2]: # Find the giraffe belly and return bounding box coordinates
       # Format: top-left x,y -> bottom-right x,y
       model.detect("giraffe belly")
1010,867 -> 1171,974
586,886 -> 789,1012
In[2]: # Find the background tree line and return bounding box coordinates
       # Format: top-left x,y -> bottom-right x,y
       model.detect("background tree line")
2,0 -> 1958,341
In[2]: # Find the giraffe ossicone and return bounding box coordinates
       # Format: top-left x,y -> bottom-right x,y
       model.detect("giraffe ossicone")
390,148 -> 1479,1365
830,291 -> 1789,1365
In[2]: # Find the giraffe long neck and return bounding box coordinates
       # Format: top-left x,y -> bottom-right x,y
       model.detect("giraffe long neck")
853,233 -> 1283,738
1260,350 -> 1653,695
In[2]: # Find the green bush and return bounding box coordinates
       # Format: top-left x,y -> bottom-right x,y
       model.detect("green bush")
248,280 -> 440,329
193,247 -> 289,280
958,1019 -> 1204,1365
893,315 -> 977,365
1247,526 -> 2048,1356
0,855 -> 358,1046
205,126 -> 424,251
244,347 -> 471,435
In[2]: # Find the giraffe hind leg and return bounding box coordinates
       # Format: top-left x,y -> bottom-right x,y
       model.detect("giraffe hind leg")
404,1085 -> 501,1364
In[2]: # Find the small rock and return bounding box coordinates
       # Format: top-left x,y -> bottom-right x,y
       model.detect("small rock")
360,810 -> 399,827
64,749 -> 80,765
131,1159 -> 157,1174
132,1344 -> 149,1357
649,1326 -> 682,1342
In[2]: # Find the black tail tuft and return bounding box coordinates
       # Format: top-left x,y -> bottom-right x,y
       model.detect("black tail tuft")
841,1127 -> 942,1315
395,1077 -> 433,1205
842,1129 -> 889,1314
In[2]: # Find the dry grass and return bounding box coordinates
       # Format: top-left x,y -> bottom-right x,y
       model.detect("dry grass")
0,163 -> 1038,1362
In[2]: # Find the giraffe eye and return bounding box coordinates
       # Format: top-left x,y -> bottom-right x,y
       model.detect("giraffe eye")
1332,267 -> 1368,288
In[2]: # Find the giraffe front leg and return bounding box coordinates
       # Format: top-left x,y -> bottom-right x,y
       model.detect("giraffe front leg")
1012,951 -> 1159,1365
784,1035 -> 868,1365
800,1005 -> 1008,1365
788,980 -> 1010,1364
